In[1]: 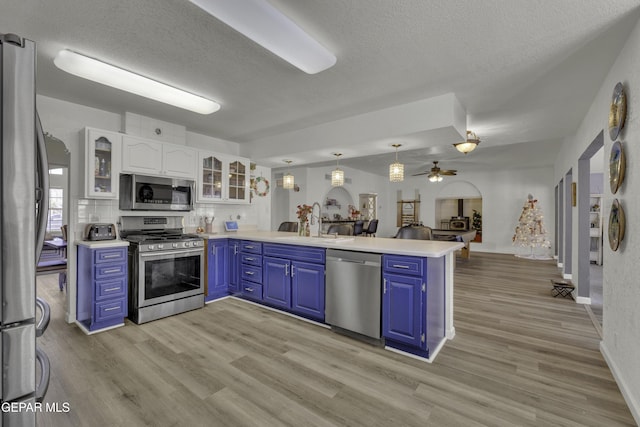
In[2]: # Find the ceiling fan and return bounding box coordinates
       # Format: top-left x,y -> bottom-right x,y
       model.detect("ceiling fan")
413,161 -> 457,182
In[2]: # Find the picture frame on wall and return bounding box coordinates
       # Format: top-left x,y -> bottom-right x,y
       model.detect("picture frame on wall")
609,141 -> 626,194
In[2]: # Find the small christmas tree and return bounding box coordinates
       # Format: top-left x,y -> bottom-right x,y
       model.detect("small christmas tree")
512,194 -> 551,259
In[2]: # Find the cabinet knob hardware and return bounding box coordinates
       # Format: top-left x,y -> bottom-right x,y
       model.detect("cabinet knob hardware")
383,278 -> 387,293
285,264 -> 289,276
103,254 -> 120,259
245,271 -> 254,275
392,264 -> 410,269
104,287 -> 120,292
103,268 -> 121,274
245,257 -> 255,261
245,245 -> 254,249
104,306 -> 120,312
244,287 -> 253,292
291,265 -> 295,276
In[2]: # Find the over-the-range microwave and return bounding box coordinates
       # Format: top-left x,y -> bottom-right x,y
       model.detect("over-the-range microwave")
119,174 -> 194,211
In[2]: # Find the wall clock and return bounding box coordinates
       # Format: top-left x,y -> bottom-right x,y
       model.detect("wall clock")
608,82 -> 627,141
609,140 -> 626,194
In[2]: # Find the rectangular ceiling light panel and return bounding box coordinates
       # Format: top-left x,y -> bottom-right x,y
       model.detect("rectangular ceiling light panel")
54,49 -> 220,114
189,0 -> 336,74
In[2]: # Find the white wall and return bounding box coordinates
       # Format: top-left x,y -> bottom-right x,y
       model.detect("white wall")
553,16 -> 640,423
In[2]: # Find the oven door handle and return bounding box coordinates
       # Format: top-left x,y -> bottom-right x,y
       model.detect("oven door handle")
139,248 -> 204,258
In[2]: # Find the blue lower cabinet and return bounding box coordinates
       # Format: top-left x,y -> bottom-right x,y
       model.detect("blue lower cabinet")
291,261 -> 325,321
77,245 -> 128,332
382,273 -> 423,347
381,254 -> 446,358
262,256 -> 291,309
228,239 -> 241,293
206,239 -> 229,302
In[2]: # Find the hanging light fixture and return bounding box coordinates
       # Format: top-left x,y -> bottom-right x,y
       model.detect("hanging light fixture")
428,174 -> 443,183
282,160 -> 294,189
331,153 -> 344,187
389,143 -> 404,182
453,130 -> 480,154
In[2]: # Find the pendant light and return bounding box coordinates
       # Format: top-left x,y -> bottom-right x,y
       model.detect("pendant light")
453,130 -> 480,154
282,160 -> 294,189
389,143 -> 404,182
331,153 -> 344,187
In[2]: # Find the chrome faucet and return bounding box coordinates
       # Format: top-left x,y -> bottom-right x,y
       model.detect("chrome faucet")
310,202 -> 322,237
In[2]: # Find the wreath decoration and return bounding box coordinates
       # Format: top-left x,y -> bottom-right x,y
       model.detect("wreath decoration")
252,176 -> 270,197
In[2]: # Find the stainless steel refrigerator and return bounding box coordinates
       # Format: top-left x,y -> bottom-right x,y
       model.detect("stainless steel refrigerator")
1,33 -> 51,426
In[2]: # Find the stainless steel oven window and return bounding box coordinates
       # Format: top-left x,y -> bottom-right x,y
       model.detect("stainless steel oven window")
137,248 -> 203,307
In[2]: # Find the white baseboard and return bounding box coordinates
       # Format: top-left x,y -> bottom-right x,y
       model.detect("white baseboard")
575,296 -> 591,305
446,326 -> 456,340
563,273 -> 572,280
600,341 -> 640,425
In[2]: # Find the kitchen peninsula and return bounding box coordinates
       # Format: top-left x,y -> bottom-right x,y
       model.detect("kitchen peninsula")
202,230 -> 463,362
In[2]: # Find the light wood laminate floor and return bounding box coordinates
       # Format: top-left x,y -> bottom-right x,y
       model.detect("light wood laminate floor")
36,252 -> 635,426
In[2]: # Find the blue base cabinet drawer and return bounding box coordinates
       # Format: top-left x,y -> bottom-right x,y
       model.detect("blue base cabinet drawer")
94,298 -> 127,323
383,255 -> 425,276
240,241 -> 262,254
241,264 -> 262,283
95,277 -> 126,301
241,281 -> 263,301
77,245 -> 128,332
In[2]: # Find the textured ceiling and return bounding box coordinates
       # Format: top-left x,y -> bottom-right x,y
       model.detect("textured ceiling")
2,0 -> 639,175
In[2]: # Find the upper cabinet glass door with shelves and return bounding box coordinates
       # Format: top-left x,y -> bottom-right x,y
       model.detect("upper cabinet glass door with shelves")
196,153 -> 250,204
84,128 -> 121,199
197,152 -> 224,202
228,159 -> 247,202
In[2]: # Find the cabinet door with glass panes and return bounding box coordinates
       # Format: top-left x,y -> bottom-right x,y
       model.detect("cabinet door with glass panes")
197,152 -> 224,202
227,158 -> 249,203
84,128 -> 122,199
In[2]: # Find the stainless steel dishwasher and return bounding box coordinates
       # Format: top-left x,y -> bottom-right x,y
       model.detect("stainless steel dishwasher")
325,249 -> 382,339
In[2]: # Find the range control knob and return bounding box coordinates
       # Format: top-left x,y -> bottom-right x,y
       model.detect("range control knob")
172,243 -> 178,248
147,245 -> 154,251
157,244 -> 164,250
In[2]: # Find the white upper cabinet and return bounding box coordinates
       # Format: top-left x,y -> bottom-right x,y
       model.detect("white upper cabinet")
84,128 -> 122,199
196,151 -> 250,204
121,135 -> 196,179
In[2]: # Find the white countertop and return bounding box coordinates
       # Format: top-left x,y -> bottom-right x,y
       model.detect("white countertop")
75,240 -> 130,248
199,231 -> 463,258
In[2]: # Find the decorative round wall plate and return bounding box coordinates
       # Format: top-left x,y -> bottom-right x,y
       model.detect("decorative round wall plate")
608,199 -> 625,251
608,82 -> 627,141
609,141 -> 626,194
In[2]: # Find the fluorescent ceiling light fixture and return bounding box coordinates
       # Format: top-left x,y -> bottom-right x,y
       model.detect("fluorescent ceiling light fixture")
54,49 -> 220,114
189,0 -> 336,74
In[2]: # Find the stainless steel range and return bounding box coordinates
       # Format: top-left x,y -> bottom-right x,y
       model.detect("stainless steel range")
119,216 -> 204,324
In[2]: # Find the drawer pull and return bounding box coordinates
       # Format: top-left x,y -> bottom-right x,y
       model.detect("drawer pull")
103,268 -> 121,274
245,245 -> 254,249
104,306 -> 120,312
245,271 -> 255,276
245,257 -> 255,261
392,264 -> 410,269
102,254 -> 121,259
104,287 -> 121,292
244,287 -> 254,292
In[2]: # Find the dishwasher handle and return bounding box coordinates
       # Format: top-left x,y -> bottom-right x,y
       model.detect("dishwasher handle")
327,256 -> 380,267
